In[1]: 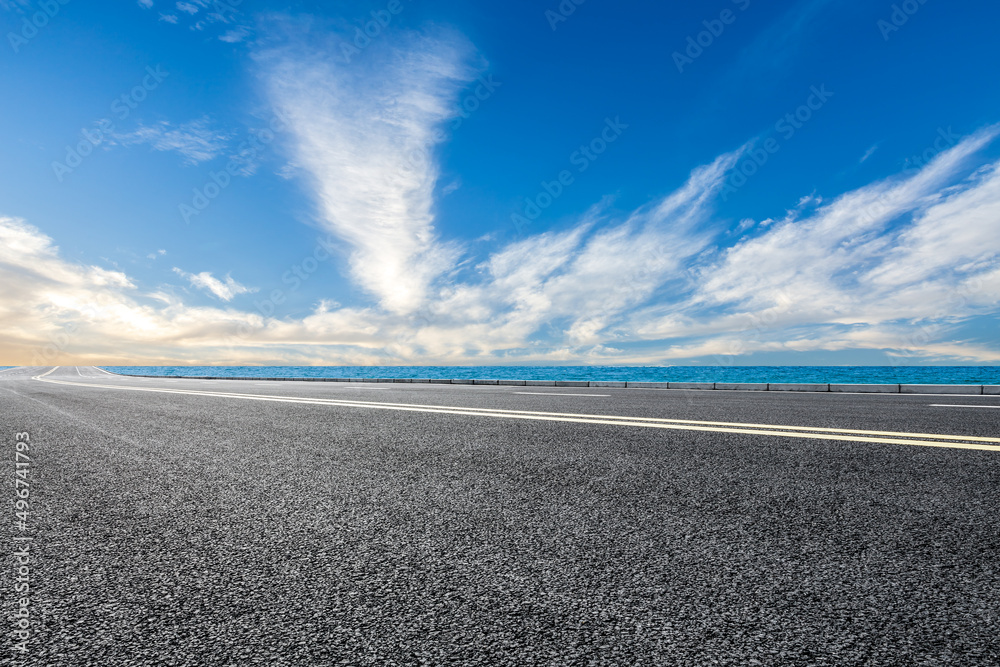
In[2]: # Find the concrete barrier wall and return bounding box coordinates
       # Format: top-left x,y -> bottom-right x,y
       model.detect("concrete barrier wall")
900,384 -> 982,395
830,384 -> 899,393
768,383 -> 829,392
106,372 -> 998,395
715,383 -> 768,391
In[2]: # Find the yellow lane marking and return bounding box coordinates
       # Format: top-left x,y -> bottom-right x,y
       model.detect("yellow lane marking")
33,376 -> 1000,452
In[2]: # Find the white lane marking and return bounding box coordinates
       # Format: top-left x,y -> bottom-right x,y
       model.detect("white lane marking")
515,392 -> 611,397
35,367 -> 57,378
33,376 -> 1000,444
75,366 -> 83,377
32,376 -> 1000,452
930,404 -> 1000,409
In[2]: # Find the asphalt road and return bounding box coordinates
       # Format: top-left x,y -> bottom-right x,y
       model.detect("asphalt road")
3,366 -> 1000,666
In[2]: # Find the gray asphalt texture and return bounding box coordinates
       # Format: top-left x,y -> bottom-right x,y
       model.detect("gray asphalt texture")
3,366 -> 1000,666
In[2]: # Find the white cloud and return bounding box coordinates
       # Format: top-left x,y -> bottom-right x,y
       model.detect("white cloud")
0,0 -> 31,11
176,1 -> 198,14
113,117 -> 230,165
0,216 -> 399,365
456,149 -> 746,351
219,27 -> 250,43
628,126 -> 1000,361
158,13 -> 178,24
137,0 -> 154,9
172,268 -> 257,302
256,25 -> 479,315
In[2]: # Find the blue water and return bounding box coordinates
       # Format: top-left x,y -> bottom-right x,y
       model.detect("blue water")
101,366 -> 1000,384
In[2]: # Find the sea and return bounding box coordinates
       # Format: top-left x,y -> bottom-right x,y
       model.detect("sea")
101,366 -> 1000,385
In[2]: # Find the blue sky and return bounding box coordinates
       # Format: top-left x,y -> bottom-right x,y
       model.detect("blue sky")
2,0 -> 999,366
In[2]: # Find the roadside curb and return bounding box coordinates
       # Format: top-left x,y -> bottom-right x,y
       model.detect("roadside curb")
95,371 -> 995,395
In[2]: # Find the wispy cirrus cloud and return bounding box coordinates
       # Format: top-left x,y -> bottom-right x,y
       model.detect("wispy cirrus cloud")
111,117 -> 231,165
859,144 -> 879,163
143,0 -> 252,41
219,26 -> 251,43
628,126 -> 1000,360
0,0 -> 31,12
172,268 -> 257,302
255,23 -> 479,315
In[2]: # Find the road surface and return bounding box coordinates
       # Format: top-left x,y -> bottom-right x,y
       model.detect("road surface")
3,366 -> 999,665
